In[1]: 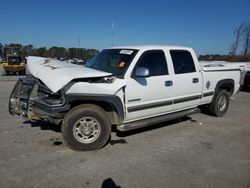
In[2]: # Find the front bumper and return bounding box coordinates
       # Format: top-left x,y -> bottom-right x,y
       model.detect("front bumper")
9,76 -> 70,124
9,76 -> 35,116
3,64 -> 26,72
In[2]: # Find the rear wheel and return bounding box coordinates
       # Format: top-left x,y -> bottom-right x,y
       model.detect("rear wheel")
62,104 -> 111,151
208,89 -> 229,117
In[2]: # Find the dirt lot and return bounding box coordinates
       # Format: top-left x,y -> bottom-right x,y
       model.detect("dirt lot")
0,76 -> 250,188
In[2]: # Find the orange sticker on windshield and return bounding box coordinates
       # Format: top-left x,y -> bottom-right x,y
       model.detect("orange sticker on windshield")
118,61 -> 126,68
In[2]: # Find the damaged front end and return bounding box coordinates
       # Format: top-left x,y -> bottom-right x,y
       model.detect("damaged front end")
9,76 -> 69,124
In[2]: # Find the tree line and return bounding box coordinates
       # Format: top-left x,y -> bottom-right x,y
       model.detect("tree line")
0,43 -> 99,60
198,53 -> 250,62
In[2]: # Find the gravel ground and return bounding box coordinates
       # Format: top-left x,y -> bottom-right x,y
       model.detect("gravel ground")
0,76 -> 250,188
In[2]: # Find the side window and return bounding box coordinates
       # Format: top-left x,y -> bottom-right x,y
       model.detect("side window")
170,50 -> 196,74
135,50 -> 168,76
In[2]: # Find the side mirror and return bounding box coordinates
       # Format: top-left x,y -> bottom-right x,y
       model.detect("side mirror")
134,67 -> 150,77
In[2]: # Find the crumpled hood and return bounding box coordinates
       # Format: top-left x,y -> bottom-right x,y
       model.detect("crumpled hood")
27,56 -> 112,93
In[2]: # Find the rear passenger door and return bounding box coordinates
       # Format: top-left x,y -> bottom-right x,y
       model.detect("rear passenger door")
170,50 -> 202,110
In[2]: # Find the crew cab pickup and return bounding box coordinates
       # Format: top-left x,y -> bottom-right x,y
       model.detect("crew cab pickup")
9,45 -> 246,151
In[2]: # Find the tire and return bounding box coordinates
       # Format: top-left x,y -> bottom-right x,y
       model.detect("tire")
61,104 -> 111,151
208,89 -> 230,117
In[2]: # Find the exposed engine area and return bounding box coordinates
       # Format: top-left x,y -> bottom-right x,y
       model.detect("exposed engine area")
35,79 -> 64,106
9,76 -> 65,119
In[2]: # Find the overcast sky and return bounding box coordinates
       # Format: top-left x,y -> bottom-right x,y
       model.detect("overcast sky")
0,0 -> 249,54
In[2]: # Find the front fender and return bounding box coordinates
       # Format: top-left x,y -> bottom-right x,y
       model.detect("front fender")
65,93 -> 125,124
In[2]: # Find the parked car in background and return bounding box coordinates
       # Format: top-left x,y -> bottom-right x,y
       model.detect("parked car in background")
66,58 -> 85,65
243,62 -> 250,90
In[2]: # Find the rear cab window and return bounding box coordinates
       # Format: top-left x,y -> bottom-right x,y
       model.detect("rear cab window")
170,50 -> 196,74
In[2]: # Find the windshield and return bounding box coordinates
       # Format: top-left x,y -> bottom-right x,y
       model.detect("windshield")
85,49 -> 138,76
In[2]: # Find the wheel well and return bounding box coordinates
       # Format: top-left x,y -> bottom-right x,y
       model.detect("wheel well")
70,100 -> 120,124
218,83 -> 233,95
216,79 -> 234,96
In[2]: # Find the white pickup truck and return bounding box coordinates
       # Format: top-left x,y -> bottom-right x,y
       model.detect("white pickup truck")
9,45 -> 245,151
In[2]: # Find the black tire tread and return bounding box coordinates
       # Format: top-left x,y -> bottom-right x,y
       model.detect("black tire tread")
208,89 -> 229,117
62,104 -> 111,151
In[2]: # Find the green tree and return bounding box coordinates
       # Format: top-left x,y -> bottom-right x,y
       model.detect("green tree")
8,43 -> 22,48
35,47 -> 47,57
21,44 -> 34,56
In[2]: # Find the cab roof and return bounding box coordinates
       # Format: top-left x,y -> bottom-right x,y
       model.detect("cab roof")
107,45 -> 193,51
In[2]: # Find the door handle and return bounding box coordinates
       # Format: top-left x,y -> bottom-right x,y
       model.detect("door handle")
165,80 -> 173,87
193,78 -> 199,83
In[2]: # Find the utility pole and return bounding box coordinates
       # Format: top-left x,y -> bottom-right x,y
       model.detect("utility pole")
78,36 -> 81,48
112,21 -> 114,47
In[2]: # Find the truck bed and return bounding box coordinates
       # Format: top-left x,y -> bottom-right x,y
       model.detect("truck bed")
199,61 -> 245,71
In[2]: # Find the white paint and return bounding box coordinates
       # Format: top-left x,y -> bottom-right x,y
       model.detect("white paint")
26,46 -> 245,124
119,50 -> 134,55
27,56 -> 111,93
65,78 -> 126,95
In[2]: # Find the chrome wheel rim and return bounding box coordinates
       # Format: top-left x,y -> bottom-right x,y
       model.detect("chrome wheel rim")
218,95 -> 227,112
73,117 -> 101,144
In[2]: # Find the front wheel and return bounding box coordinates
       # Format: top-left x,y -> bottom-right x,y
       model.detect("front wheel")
208,89 -> 230,117
61,104 -> 111,151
